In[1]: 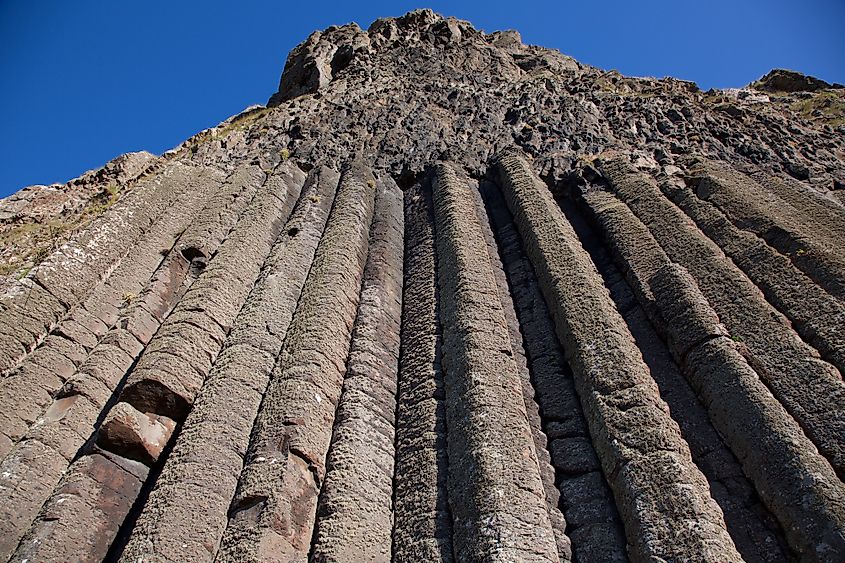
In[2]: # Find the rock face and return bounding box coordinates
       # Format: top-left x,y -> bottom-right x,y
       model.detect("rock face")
0,9 -> 844,563
0,151 -> 160,293
753,68 -> 844,93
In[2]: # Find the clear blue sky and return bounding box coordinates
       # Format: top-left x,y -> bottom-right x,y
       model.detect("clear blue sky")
1,0 -> 843,197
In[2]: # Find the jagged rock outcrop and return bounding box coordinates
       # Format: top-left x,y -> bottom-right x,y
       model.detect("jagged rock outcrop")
753,69 -> 844,93
0,9 -> 843,562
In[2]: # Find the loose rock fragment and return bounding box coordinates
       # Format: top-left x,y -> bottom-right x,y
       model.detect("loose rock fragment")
97,402 -> 176,465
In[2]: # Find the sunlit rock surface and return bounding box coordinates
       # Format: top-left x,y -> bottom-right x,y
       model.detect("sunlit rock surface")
0,9 -> 844,562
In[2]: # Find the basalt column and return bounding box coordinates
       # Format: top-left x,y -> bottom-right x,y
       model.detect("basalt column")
311,178 -> 404,562
2,8 -> 845,563
218,162 -> 376,562
560,188 -> 790,562
0,163 -> 227,459
491,150 -> 741,561
479,179 -> 628,563
593,156 -> 845,478
10,161 -> 305,563
0,163 -> 259,560
470,179 -> 572,561
118,166 -> 338,562
571,179 -> 845,559
0,162 -> 212,375
391,177 -> 453,563
665,160 -> 845,377
650,263 -> 845,558
690,160 -> 845,301
432,162 -> 560,563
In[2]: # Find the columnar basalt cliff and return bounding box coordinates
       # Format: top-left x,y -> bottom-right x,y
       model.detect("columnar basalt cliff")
1,9 -> 844,563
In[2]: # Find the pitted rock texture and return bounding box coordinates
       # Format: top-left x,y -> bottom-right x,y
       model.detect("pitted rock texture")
0,151 -> 160,293
0,9 -> 844,563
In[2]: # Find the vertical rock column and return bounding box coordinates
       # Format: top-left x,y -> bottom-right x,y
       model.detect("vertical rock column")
10,162 -> 305,563
594,156 -> 845,478
116,163 -> 303,421
391,178 -> 454,563
118,166 -> 338,562
0,162 -> 210,375
479,181 -> 628,563
564,189 -> 791,561
576,177 -> 845,558
470,180 -> 572,561
492,150 -> 741,561
311,178 -> 404,562
432,162 -> 560,562
649,263 -> 845,559
692,160 -> 845,301
0,163 -> 260,561
0,254 -> 186,562
0,163 -> 227,458
663,163 -> 845,377
218,162 -> 376,562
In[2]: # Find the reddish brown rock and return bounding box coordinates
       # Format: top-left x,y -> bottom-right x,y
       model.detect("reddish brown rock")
97,402 -> 177,465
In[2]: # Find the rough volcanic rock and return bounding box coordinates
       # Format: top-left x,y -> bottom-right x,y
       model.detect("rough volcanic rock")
0,8 -> 843,563
753,68 -> 844,93
97,402 -> 176,465
0,151 -> 160,292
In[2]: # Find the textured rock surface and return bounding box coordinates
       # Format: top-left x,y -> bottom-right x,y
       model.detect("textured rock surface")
0,151 -> 160,293
0,9 -> 844,563
433,162 -> 560,562
218,163 -> 375,562
310,177 -> 403,562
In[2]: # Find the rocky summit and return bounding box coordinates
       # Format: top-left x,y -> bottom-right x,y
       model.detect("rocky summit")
1,9 -> 844,563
